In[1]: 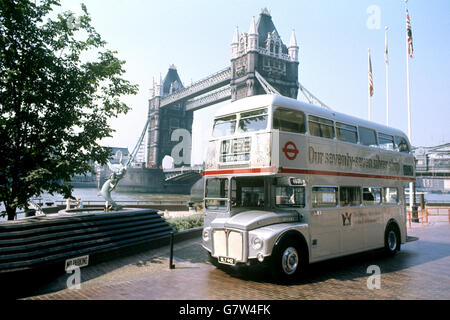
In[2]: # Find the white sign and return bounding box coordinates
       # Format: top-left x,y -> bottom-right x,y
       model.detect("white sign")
65,255 -> 89,271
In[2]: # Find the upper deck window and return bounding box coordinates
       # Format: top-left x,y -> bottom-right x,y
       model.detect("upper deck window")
359,127 -> 378,147
336,122 -> 358,144
273,108 -> 306,134
308,116 -> 335,139
378,133 -> 395,151
395,136 -> 410,153
212,115 -> 236,137
238,108 -> 268,133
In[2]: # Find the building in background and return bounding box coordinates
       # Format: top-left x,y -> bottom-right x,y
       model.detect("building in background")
414,143 -> 450,194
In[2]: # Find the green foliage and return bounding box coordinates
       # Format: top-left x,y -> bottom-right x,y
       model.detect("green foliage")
167,214 -> 204,231
0,0 -> 138,219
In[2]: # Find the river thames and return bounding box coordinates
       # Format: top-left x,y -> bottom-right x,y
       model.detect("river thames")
1,187 -> 449,221
0,188 -> 191,221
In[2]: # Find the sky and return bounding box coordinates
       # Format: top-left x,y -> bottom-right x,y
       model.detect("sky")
57,0 -> 450,165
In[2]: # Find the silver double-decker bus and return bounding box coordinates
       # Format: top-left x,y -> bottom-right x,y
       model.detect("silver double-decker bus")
201,94 -> 415,281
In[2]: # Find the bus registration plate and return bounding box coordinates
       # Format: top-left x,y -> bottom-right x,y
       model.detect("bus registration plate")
218,256 -> 236,265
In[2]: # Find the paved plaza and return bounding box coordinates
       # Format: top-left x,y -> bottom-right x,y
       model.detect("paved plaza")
17,216 -> 450,300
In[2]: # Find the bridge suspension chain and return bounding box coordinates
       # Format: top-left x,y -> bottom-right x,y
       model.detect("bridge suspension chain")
254,71 -> 280,95
126,119 -> 150,167
255,71 -> 331,110
298,82 -> 332,110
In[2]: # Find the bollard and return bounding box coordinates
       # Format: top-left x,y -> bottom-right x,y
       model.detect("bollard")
420,194 -> 425,225
425,208 -> 428,224
411,205 -> 419,223
407,211 -> 412,229
169,232 -> 175,269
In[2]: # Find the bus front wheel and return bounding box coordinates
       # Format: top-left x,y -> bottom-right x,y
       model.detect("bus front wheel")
208,252 -> 221,268
271,238 -> 305,282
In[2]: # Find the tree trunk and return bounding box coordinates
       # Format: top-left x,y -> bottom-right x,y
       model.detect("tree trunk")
6,205 -> 16,221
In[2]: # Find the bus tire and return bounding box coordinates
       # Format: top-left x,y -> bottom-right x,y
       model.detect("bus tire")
384,223 -> 401,256
271,237 -> 305,282
208,252 -> 220,268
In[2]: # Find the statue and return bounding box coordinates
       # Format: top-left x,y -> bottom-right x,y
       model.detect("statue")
98,119 -> 150,211
98,155 -> 127,211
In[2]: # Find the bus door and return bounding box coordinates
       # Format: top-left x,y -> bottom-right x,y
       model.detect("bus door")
339,186 -> 365,254
309,186 -> 341,260
362,187 -> 386,249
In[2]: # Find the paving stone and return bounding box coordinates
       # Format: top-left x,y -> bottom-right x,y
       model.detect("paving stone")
18,217 -> 450,300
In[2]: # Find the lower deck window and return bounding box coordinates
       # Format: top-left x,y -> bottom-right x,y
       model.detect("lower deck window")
231,177 -> 265,208
384,187 -> 399,204
205,199 -> 228,210
312,187 -> 338,208
363,187 -> 382,205
205,178 -> 229,210
340,187 -> 361,207
275,186 -> 305,208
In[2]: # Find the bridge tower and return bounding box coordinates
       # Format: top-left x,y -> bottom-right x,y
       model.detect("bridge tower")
231,8 -> 299,101
147,65 -> 193,168
145,8 -> 300,170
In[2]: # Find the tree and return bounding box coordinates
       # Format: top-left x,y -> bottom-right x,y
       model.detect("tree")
0,0 -> 138,220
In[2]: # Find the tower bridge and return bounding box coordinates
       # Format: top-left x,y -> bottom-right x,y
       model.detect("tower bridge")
146,8 -> 301,174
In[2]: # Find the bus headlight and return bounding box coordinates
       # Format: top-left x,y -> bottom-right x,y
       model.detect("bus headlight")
251,236 -> 263,250
202,229 -> 210,242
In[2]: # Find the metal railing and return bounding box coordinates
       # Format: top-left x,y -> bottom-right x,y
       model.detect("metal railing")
160,67 -> 231,108
185,86 -> 231,111
52,200 -> 188,207
407,206 -> 450,228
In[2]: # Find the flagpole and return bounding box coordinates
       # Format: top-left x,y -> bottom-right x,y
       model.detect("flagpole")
406,24 -> 412,140
385,26 -> 390,126
368,48 -> 372,121
405,0 -> 413,210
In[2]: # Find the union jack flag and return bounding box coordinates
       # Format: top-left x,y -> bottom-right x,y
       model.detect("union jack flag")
368,51 -> 374,97
406,9 -> 414,59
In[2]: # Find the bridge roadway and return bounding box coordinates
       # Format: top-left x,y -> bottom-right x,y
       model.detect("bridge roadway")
16,216 -> 450,300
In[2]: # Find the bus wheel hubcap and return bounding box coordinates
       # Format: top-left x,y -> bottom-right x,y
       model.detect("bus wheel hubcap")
282,247 -> 299,275
388,231 -> 397,251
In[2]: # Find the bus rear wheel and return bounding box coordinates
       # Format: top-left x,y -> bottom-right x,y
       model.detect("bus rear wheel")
384,223 -> 400,256
271,238 -> 305,282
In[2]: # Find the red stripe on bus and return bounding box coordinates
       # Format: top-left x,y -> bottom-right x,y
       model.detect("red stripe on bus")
204,167 -> 415,181
204,167 -> 276,175
280,168 -> 415,181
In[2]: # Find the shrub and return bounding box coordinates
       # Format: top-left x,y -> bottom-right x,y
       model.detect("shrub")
166,214 -> 204,231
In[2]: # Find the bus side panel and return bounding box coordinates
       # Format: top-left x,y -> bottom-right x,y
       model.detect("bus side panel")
271,131 -> 280,168
278,133 -> 309,170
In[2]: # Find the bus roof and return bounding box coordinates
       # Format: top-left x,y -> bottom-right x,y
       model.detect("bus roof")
215,94 -> 409,141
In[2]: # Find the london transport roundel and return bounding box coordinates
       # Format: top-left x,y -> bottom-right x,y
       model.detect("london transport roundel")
282,141 -> 299,160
